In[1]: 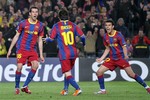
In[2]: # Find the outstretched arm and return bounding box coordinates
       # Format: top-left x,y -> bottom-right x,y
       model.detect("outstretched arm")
39,36 -> 45,63
122,45 -> 129,60
7,32 -> 20,58
96,46 -> 110,63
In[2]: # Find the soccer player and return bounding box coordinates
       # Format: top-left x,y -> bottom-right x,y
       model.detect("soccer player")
95,19 -> 150,94
7,6 -> 45,94
45,8 -> 85,96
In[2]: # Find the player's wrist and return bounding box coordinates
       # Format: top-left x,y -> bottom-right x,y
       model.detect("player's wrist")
45,37 -> 51,42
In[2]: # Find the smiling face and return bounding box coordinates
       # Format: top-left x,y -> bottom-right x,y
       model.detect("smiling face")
105,22 -> 114,34
29,7 -> 39,22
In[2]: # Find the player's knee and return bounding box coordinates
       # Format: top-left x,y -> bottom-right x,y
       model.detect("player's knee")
17,65 -> 23,71
96,70 -> 103,76
16,67 -> 22,72
31,62 -> 39,69
64,71 -> 71,77
128,73 -> 135,78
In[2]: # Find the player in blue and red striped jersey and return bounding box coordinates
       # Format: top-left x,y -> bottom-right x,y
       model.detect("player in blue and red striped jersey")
95,19 -> 150,94
7,6 -> 45,95
45,8 -> 85,96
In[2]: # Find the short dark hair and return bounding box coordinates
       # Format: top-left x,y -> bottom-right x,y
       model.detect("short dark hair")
58,8 -> 69,20
105,19 -> 115,25
29,6 -> 39,12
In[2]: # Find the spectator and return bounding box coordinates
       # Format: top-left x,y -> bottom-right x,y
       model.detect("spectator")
0,31 -> 7,57
75,36 -> 84,57
144,11 -> 150,38
132,29 -> 150,58
0,16 -> 10,33
84,28 -> 97,58
132,29 -> 150,46
126,38 -> 133,58
95,28 -> 105,57
115,18 -> 130,38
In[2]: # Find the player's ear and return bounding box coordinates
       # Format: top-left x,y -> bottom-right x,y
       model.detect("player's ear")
112,25 -> 114,29
29,12 -> 31,16
58,17 -> 61,21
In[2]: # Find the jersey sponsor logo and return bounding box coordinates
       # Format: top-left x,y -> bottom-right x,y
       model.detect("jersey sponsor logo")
25,31 -> 38,35
61,25 -> 72,30
109,43 -> 118,47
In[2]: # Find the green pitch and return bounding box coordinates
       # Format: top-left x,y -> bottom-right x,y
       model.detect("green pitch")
0,81 -> 150,100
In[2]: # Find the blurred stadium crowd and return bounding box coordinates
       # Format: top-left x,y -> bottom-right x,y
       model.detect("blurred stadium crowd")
0,0 -> 150,58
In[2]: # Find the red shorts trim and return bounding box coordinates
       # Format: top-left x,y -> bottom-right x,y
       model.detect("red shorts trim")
60,59 -> 76,73
16,50 -> 39,65
103,58 -> 130,71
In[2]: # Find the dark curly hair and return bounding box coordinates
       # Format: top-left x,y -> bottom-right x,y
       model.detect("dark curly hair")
58,8 -> 69,20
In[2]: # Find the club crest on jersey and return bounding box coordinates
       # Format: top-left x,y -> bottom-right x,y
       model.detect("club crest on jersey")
113,38 -> 117,42
34,31 -> 38,35
25,26 -> 29,28
106,40 -> 109,43
35,26 -> 39,29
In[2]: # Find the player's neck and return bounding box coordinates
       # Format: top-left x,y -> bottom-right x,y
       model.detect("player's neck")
60,20 -> 68,22
28,18 -> 37,24
108,30 -> 116,36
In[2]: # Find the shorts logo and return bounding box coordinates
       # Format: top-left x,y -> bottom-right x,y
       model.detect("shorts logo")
17,53 -> 22,59
105,58 -> 110,62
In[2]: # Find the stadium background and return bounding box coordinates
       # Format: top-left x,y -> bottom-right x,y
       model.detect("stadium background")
0,1 -> 150,99
1,0 -> 150,58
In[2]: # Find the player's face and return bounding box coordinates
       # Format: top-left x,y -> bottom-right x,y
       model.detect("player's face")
105,22 -> 114,34
29,8 -> 39,21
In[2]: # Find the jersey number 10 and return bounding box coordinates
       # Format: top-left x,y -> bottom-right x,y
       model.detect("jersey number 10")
62,31 -> 74,45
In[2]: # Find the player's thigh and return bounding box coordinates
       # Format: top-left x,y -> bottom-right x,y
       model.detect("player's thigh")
28,51 -> 39,68
31,60 -> 39,70
97,65 -> 109,75
103,58 -> 116,71
70,58 -> 76,68
16,50 -> 28,65
60,60 -> 72,73
28,51 -> 39,62
16,63 -> 23,71
124,67 -> 135,78
115,59 -> 130,69
64,70 -> 72,77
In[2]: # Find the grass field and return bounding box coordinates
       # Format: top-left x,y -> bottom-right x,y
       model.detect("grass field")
0,81 -> 150,100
